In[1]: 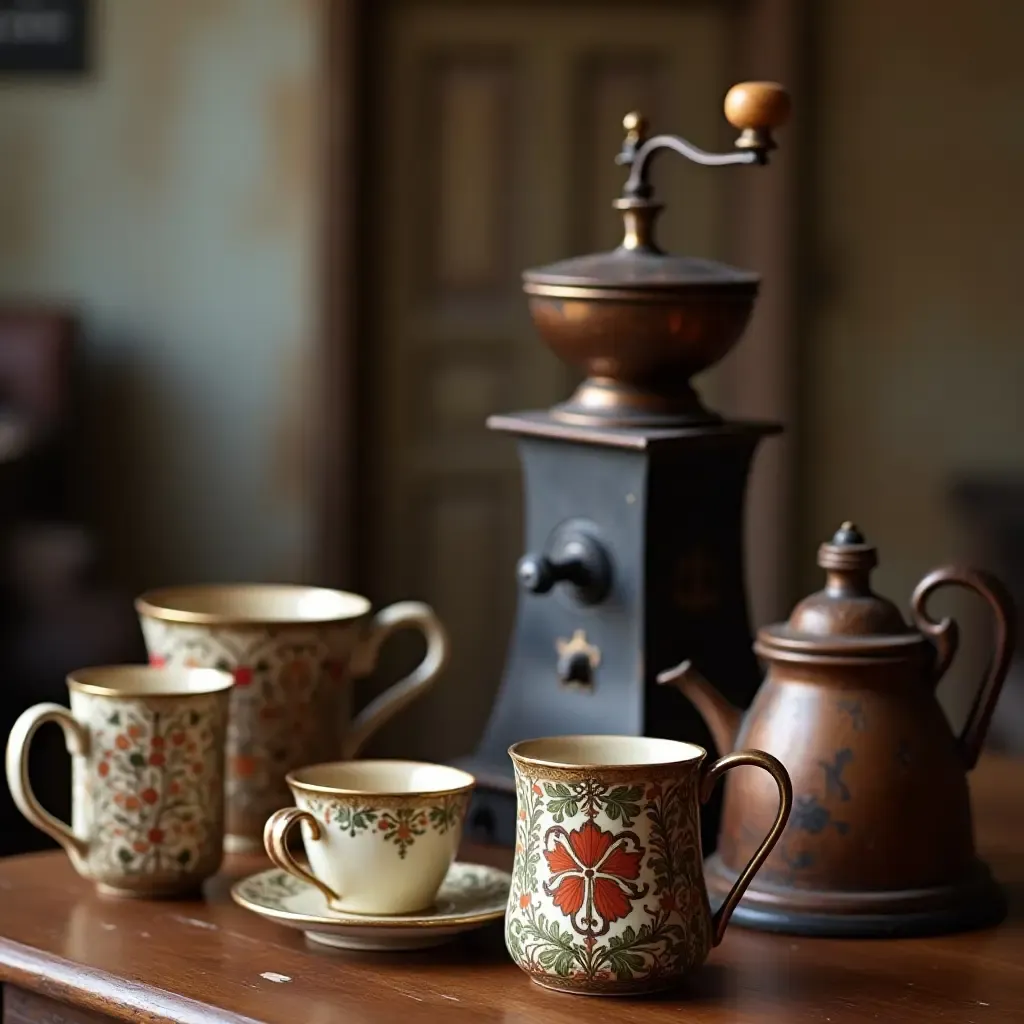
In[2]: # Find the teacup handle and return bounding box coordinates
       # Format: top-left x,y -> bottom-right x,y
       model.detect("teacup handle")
6,703 -> 90,868
341,601 -> 449,759
264,808 -> 341,906
700,749 -> 793,946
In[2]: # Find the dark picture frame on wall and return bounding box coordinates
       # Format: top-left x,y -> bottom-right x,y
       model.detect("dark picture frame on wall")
0,0 -> 89,76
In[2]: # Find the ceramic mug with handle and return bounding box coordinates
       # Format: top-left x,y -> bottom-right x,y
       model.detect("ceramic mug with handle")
6,665 -> 232,897
505,734 -> 792,996
136,584 -> 449,852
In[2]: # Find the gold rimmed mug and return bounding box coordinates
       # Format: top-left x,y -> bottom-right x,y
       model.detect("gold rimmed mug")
264,759 -> 475,916
505,735 -> 792,996
6,665 -> 232,898
136,584 -> 449,852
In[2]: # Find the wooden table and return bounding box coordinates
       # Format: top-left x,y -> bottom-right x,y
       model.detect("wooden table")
0,757 -> 1021,1024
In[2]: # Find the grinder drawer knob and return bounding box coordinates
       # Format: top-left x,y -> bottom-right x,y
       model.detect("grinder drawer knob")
517,532 -> 611,606
517,553 -> 557,594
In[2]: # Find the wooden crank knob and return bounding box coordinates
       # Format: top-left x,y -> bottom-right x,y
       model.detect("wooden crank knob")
724,81 -> 791,131
724,81 -> 790,152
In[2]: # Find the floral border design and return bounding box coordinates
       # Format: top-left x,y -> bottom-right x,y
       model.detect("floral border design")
301,792 -> 468,859
235,862 -> 510,923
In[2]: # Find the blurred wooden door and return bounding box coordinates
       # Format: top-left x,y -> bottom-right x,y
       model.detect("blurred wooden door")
353,0 -> 747,761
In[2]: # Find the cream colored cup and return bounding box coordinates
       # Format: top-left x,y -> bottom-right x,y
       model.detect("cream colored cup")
136,584 -> 449,852
6,666 -> 232,898
264,760 -> 475,915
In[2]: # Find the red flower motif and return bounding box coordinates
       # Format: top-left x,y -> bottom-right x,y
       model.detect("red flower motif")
141,788 -> 159,805
148,828 -> 164,844
660,891 -> 678,913
532,783 -> 543,796
233,666 -> 253,687
151,736 -> 165,750
519,892 -> 532,909
148,654 -> 167,668
149,753 -> 165,767
542,820 -> 648,935
97,761 -> 109,778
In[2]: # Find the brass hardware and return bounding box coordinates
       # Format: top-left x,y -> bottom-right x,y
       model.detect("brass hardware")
555,630 -> 601,690
520,81 -> 790,427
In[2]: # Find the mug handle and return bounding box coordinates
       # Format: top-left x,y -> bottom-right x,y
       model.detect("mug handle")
700,749 -> 793,946
341,601 -> 449,759
264,808 -> 341,905
6,703 -> 90,868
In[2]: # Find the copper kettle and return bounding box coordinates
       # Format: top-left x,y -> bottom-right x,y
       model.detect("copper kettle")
658,522 -> 1016,937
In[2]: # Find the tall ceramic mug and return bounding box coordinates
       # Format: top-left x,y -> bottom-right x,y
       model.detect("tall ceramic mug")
136,585 -> 449,852
506,735 -> 793,996
6,666 -> 232,897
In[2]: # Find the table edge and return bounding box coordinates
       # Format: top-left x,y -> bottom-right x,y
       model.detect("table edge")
0,936 -> 262,1024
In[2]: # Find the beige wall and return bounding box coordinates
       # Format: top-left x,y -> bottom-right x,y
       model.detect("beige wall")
803,1 -> 1024,709
1,0 -> 1019,706
0,0 -> 320,588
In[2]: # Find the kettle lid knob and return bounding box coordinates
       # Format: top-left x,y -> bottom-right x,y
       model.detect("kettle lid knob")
778,522 -> 910,638
832,521 -> 864,545
818,521 -> 879,575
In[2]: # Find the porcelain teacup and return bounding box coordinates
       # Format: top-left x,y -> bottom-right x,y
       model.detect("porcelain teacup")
263,760 -> 475,915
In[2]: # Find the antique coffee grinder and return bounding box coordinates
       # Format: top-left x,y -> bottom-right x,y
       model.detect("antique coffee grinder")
459,82 -> 791,849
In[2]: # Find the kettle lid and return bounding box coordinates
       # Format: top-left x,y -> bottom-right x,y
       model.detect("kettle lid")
756,522 -> 927,658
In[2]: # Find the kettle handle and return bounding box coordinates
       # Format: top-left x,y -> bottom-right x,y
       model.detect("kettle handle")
911,566 -> 1016,770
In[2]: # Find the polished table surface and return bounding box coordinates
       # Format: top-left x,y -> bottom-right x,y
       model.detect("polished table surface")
0,755 -> 1021,1024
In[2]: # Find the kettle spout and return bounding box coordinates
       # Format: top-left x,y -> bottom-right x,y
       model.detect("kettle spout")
656,659 -> 742,756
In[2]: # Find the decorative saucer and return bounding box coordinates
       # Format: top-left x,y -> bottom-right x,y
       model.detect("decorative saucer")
230,862 -> 510,951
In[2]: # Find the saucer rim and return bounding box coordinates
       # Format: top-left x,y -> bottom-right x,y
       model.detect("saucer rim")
230,861 -> 510,930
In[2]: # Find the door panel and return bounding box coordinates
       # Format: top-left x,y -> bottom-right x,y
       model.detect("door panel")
363,1 -> 736,760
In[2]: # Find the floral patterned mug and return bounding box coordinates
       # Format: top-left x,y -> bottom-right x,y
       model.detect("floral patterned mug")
5,666 -> 232,897
264,760 -> 475,915
136,584 -> 449,852
506,735 -> 793,996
